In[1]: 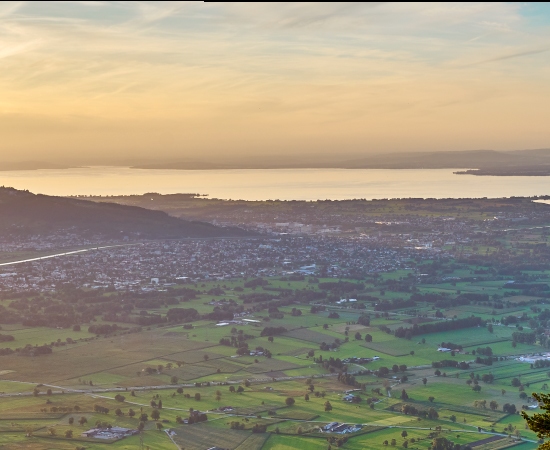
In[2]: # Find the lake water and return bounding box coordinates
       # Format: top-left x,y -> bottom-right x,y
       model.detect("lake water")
1,167 -> 549,201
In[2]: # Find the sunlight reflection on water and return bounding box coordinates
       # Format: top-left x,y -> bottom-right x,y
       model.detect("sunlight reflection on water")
1,167 -> 549,200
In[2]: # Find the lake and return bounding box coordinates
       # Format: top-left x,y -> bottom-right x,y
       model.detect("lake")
1,167 -> 549,201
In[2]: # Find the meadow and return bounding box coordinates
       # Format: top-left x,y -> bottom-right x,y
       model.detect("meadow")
0,267 -> 546,450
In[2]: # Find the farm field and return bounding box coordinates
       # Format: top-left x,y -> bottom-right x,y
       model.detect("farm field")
0,265 -> 547,449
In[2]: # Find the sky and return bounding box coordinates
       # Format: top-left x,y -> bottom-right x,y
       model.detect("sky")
1,2 -> 550,163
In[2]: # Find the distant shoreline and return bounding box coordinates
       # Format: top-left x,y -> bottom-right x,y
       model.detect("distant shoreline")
2,164 -> 550,176
455,168 -> 550,177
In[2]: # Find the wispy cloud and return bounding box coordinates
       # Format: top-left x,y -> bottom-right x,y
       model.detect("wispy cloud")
460,47 -> 550,67
0,2 -> 549,160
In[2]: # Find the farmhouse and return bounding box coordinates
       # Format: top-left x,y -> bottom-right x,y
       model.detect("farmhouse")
81,427 -> 138,440
321,422 -> 362,434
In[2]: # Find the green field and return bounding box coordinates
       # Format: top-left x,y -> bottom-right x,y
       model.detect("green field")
0,270 -> 546,449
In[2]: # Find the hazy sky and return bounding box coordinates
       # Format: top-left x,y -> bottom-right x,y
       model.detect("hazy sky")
1,2 -> 550,163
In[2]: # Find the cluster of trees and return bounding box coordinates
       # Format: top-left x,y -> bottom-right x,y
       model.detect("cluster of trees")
375,298 -> 416,311
473,399 -> 499,410
166,307 -> 200,323
244,278 -> 269,288
337,373 -> 358,388
260,326 -> 287,337
512,331 -> 536,345
475,356 -> 494,366
93,405 -> 110,414
399,403 -> 439,420
0,334 -> 15,342
432,360 -> 470,369
88,324 -> 120,335
187,410 -> 207,424
18,345 -> 52,357
503,403 -> 517,414
533,359 -> 550,368
319,340 -> 342,351
394,317 -> 484,339
475,346 -> 493,356
318,281 -> 364,293
316,356 -> 346,371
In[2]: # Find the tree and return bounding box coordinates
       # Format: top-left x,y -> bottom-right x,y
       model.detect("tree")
158,399 -> 163,409
195,393 -> 201,401
503,403 -> 517,414
365,334 -> 373,342
431,436 -> 455,450
449,415 -> 456,423
473,385 -> 482,393
324,401 -> 333,412
177,387 -> 183,394
304,394 -> 310,401
428,408 -> 439,420
115,408 -> 123,416
490,401 -> 499,411
285,397 -> 295,407
68,417 -> 74,425
229,386 -> 236,393
156,422 -> 163,431
401,389 -> 409,400
355,332 -> 362,340
128,409 -> 135,418
151,409 -> 160,421
401,430 -> 408,438
237,386 -> 244,393
171,376 -> 178,384
78,417 -> 87,426
429,396 -> 435,403
48,427 -> 56,436
522,392 -> 550,446
64,429 -> 73,438
422,378 -> 428,386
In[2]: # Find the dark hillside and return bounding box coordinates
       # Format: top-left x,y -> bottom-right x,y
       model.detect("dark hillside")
0,187 -> 250,239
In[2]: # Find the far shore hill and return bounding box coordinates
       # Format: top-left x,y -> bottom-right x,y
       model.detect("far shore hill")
3,148 -> 550,175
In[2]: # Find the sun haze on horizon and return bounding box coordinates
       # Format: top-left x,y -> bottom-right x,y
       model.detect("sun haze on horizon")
1,1 -> 549,163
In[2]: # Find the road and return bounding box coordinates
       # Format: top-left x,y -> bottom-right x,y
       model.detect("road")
0,243 -> 142,267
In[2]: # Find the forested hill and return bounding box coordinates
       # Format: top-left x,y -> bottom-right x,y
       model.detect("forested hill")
0,187 -> 251,239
